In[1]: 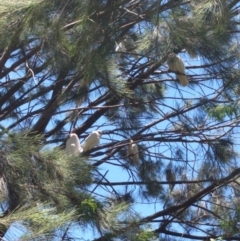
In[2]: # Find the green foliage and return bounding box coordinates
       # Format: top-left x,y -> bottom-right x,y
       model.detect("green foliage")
210,238 -> 223,241
207,104 -> 237,121
1,0 -> 240,240
218,205 -> 240,236
22,208 -> 74,239
135,229 -> 158,241
1,203 -> 76,239
0,131 -> 97,237
81,198 -> 99,222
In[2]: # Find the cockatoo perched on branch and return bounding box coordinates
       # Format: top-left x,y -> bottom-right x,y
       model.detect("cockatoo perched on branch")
123,36 -> 135,50
115,35 -> 138,61
115,41 -> 127,53
66,133 -> 83,155
0,177 -> 8,201
166,169 -> 176,192
81,130 -> 102,152
167,53 -> 189,87
127,139 -> 140,165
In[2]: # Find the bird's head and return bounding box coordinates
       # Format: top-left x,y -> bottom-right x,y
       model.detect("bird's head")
168,53 -> 176,60
96,130 -> 102,136
69,133 -> 79,138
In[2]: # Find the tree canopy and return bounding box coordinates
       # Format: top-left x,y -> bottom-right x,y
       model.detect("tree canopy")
1,0 -> 240,240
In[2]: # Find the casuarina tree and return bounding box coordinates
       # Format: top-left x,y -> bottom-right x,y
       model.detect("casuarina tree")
0,0 -> 240,240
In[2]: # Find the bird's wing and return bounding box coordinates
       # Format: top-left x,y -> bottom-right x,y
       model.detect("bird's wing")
175,57 -> 188,86
71,134 -> 83,153
73,136 -> 81,152
132,144 -> 138,155
81,139 -> 89,151
66,142 -> 76,154
127,144 -> 133,156
129,144 -> 139,165
66,135 -> 82,154
167,55 -> 177,71
170,172 -> 176,191
132,144 -> 139,165
175,56 -> 185,74
82,133 -> 98,151
124,37 -> 135,50
115,42 -> 126,52
66,137 -> 74,153
75,140 -> 82,152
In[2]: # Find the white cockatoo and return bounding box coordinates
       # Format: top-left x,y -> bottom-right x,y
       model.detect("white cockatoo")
152,23 -> 169,42
76,82 -> 89,106
123,35 -> 138,61
81,130 -> 102,152
166,169 -> 176,192
0,177 -> 8,201
167,53 -> 188,87
186,48 -> 197,59
115,42 -> 127,64
127,139 -> 140,165
66,133 -> 83,155
181,173 -> 188,181
115,35 -> 138,61
115,41 -> 127,53
123,36 -> 136,51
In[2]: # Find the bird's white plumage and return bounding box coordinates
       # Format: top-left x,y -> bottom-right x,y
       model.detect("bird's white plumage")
127,139 -> 140,165
115,36 -> 138,61
166,169 -> 176,192
152,22 -> 169,39
167,53 -> 188,87
115,42 -> 126,53
123,36 -> 138,61
66,133 -> 83,155
0,177 -> 8,200
76,82 -> 88,106
81,130 -> 102,152
123,36 -> 135,50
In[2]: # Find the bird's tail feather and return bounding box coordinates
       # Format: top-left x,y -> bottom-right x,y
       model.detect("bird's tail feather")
177,74 -> 189,87
132,154 -> 140,165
